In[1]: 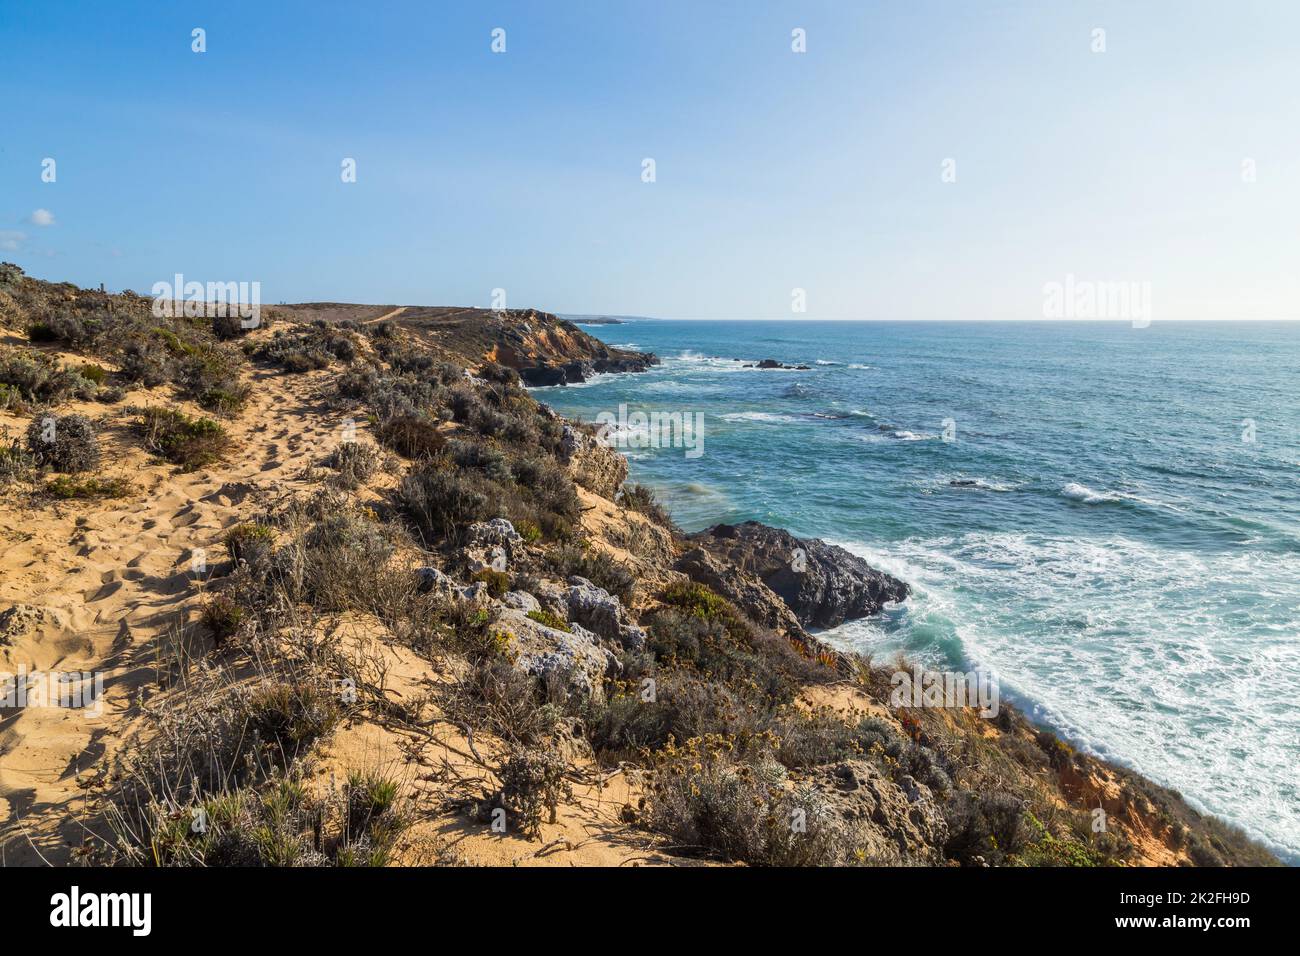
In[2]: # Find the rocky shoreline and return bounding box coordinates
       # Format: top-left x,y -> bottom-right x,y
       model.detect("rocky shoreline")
0,268 -> 1278,867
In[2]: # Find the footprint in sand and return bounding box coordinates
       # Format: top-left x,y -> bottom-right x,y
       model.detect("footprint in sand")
170,505 -> 201,528
86,579 -> 123,603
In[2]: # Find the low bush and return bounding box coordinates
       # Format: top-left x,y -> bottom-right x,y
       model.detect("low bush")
114,769 -> 409,867
25,413 -> 100,473
478,745 -> 572,841
619,483 -> 674,528
77,363 -> 108,385
255,326 -> 357,373
0,430 -> 36,484
201,594 -> 245,645
0,348 -> 100,406
645,734 -> 879,865
376,413 -> 444,459
44,474 -> 135,500
943,791 -> 1030,866
325,441 -> 380,489
399,460 -> 495,543
223,522 -> 277,564
137,407 -> 230,470
546,543 -> 635,603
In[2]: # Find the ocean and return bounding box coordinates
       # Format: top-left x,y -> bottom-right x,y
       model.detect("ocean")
536,319 -> 1300,863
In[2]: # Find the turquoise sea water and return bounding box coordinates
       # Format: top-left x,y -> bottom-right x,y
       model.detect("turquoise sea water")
537,320 -> 1300,863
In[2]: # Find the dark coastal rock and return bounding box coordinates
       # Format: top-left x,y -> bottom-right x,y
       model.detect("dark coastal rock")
744,358 -> 812,370
685,521 -> 909,629
519,354 -> 658,386
593,354 -> 658,374
519,365 -> 569,387
673,546 -> 809,642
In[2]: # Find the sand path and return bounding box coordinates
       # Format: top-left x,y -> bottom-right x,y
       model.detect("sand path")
0,366 -> 349,863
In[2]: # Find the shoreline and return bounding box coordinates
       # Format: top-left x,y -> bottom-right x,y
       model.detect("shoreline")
536,341 -> 1294,866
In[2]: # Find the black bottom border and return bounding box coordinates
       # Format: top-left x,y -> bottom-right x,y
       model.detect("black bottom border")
5,864 -> 1293,942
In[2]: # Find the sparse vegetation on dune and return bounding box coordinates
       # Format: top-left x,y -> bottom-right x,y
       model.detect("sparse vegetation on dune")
1,264 -> 253,416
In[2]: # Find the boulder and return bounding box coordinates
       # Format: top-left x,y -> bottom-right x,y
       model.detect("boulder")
565,576 -> 647,651
500,590 -> 540,613
416,567 -> 488,603
530,580 -> 570,619
461,518 -> 524,573
686,521 -> 908,629
494,607 -> 617,701
806,760 -> 948,864
673,547 -> 808,641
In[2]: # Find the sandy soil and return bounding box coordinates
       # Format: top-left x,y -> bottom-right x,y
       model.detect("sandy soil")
0,336 -> 677,866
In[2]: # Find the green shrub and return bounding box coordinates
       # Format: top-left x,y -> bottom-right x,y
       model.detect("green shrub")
472,568 -> 510,598
44,474 -> 134,499
136,407 -> 230,470
248,682 -> 341,758
77,363 -> 108,385
201,594 -> 245,645
26,321 -> 59,342
526,609 -> 570,632
223,522 -> 277,564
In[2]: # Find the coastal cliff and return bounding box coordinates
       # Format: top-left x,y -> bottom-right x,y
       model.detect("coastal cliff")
0,266 -> 1277,867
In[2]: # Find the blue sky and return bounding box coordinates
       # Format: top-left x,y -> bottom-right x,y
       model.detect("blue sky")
2,0 -> 1297,319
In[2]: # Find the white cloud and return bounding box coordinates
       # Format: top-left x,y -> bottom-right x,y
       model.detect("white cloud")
0,231 -> 27,252
29,208 -> 55,226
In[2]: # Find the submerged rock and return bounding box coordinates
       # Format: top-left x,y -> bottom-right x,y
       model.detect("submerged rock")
744,358 -> 813,370
686,521 -> 908,628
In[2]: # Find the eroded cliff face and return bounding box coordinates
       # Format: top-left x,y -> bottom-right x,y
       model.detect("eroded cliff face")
274,301 -> 658,386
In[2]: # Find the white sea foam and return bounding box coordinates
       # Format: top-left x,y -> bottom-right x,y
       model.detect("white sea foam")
824,532 -> 1300,863
948,477 -> 1019,492
890,429 -> 935,441
718,411 -> 799,424
1060,481 -> 1119,504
